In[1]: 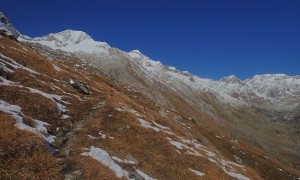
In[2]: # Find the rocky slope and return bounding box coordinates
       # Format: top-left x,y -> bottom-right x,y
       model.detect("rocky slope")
0,12 -> 299,179
0,12 -> 20,39
0,30 -> 264,180
19,28 -> 300,170
20,29 -> 300,111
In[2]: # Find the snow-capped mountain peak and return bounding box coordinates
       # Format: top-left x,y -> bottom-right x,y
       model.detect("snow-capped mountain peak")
19,29 -> 111,54
39,30 -> 94,44
128,49 -> 148,60
130,49 -> 142,54
220,75 -> 241,84
0,12 -> 20,39
245,74 -> 300,101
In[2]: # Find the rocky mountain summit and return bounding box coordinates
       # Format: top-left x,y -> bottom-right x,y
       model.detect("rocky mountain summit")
0,12 -> 20,39
0,12 -> 299,179
20,30 -> 111,54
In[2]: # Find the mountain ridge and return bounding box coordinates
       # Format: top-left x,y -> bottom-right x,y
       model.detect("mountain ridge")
14,19 -> 300,116
0,12 -> 299,179
2,10 -> 297,118
18,28 -> 300,82
1,12 -> 298,82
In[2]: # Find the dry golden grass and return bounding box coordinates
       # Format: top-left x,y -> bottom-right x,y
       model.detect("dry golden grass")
72,98 -> 232,179
0,37 -> 56,77
79,156 -> 127,180
0,113 -> 61,179
67,84 -> 250,179
0,85 -> 59,124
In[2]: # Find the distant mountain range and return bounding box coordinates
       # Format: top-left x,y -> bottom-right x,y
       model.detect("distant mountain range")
17,28 -> 300,107
1,12 -> 299,179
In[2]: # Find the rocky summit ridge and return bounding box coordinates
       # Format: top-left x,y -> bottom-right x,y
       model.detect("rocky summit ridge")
0,12 -> 20,39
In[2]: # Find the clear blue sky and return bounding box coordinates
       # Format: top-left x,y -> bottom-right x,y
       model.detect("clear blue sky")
1,0 -> 299,80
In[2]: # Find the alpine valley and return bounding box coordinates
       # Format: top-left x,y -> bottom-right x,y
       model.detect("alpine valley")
0,12 -> 299,179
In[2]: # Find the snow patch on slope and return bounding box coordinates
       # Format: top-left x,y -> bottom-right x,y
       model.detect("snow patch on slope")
81,146 -> 156,180
0,77 -> 69,115
81,146 -> 129,178
0,53 -> 39,74
138,118 -> 174,135
189,168 -> 205,177
0,99 -> 56,143
135,169 -> 157,180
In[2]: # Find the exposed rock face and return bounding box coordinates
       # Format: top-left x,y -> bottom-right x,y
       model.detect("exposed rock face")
0,12 -> 20,39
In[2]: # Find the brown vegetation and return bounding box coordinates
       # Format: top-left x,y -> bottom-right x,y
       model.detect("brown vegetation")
79,156 -> 127,180
0,113 -> 61,179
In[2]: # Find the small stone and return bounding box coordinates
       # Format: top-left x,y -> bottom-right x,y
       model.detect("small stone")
126,154 -> 139,165
64,174 -> 75,180
72,170 -> 83,176
61,164 -> 67,168
63,148 -> 71,157
234,155 -> 243,164
117,127 -> 124,132
129,172 -> 144,180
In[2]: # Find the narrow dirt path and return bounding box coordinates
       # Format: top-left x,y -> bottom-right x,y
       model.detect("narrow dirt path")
55,99 -> 107,180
